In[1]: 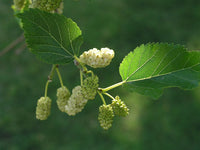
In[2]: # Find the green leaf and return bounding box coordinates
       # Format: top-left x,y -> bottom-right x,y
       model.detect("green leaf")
18,9 -> 83,64
119,43 -> 200,99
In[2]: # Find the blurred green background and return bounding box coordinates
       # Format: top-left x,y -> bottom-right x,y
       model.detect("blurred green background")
1,0 -> 200,149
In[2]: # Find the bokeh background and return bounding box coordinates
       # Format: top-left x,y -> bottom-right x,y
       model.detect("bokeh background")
1,0 -> 200,149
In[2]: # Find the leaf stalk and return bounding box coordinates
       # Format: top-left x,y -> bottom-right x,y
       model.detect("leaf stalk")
100,81 -> 126,93
44,64 -> 57,97
56,66 -> 64,87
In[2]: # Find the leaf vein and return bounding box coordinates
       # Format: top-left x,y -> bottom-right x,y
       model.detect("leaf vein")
151,46 -> 175,76
54,17 -> 62,45
126,47 -> 160,81
127,63 -> 200,83
158,51 -> 184,75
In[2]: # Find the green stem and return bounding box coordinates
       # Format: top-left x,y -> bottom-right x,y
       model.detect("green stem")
100,81 -> 126,93
80,70 -> 83,86
44,80 -> 50,97
74,55 -> 88,72
49,64 -> 57,80
86,70 -> 94,76
74,55 -> 93,78
98,91 -> 106,105
56,67 -> 64,87
44,64 -> 57,97
104,93 -> 115,100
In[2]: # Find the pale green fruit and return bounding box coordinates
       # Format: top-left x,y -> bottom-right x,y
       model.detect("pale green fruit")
36,96 -> 51,120
30,0 -> 62,12
81,75 -> 99,100
98,104 -> 114,130
65,86 -> 88,116
111,96 -> 129,117
13,0 -> 26,10
56,86 -> 70,112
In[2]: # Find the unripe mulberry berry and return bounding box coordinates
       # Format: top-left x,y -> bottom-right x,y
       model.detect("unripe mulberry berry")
30,0 -> 62,12
98,104 -> 114,130
81,75 -> 99,100
111,96 -> 129,117
36,96 -> 51,120
65,86 -> 88,116
56,86 -> 70,112
79,47 -> 115,68
13,0 -> 26,10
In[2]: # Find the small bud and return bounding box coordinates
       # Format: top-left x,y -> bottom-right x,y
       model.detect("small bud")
111,96 -> 129,117
81,75 -> 99,100
79,47 -> 115,68
56,86 -> 70,112
36,96 -> 52,120
98,104 -> 114,130
65,86 -> 88,116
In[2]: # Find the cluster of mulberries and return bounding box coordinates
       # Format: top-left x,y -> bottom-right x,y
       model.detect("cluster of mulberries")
56,86 -> 70,112
98,96 -> 129,130
80,47 -> 115,68
65,86 -> 88,116
81,75 -> 99,100
63,75 -> 99,115
111,96 -> 129,117
13,0 -> 26,10
36,96 -> 52,120
36,74 -> 99,119
98,104 -> 114,130
30,0 -> 62,12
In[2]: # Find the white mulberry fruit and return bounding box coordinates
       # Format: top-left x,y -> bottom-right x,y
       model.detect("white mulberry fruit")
56,86 -> 70,112
80,47 -> 115,68
81,75 -> 99,100
36,96 -> 51,120
65,86 -> 88,116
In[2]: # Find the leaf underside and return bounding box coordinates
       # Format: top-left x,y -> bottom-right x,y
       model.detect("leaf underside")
18,9 -> 83,64
119,43 -> 200,99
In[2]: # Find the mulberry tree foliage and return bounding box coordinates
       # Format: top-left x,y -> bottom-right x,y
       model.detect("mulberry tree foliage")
11,1 -> 200,130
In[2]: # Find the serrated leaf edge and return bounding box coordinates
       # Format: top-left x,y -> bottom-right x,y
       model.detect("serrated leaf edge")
119,42 -> 200,83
